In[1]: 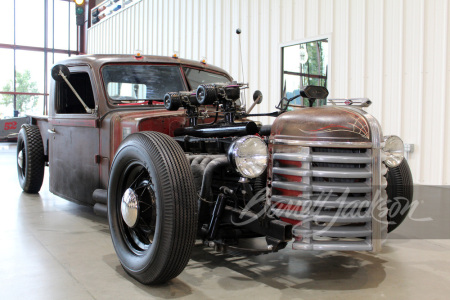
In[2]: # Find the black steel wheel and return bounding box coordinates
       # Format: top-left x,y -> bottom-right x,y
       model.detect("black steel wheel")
386,159 -> 414,233
17,125 -> 45,193
108,132 -> 197,284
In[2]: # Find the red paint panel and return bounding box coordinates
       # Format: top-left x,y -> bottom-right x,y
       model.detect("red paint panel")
276,203 -> 303,212
276,203 -> 303,227
278,159 -> 302,168
277,173 -> 302,182
138,116 -> 186,137
273,187 -> 302,197
280,217 -> 302,226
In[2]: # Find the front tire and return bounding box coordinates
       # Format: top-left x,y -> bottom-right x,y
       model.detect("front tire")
17,125 -> 45,193
108,132 -> 197,284
386,159 -> 414,233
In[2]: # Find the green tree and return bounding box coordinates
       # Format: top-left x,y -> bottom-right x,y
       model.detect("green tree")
1,70 -> 39,114
301,40 -> 327,88
300,40 -> 328,106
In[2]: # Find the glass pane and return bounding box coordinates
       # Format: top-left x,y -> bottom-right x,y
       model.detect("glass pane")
283,45 -> 302,73
16,0 -> 45,47
283,74 -> 301,104
48,1 -> 78,51
0,0 -> 14,44
54,0 -> 70,50
282,39 -> 328,107
70,2 -> 78,51
0,49 -> 15,92
16,50 -> 45,93
0,49 -> 15,118
14,95 -> 44,116
48,0 -> 54,49
183,68 -> 230,89
15,50 -> 45,115
53,53 -> 70,64
102,65 -> 185,103
107,83 -> 148,100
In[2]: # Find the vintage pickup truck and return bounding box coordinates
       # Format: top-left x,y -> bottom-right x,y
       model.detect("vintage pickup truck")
16,54 -> 413,284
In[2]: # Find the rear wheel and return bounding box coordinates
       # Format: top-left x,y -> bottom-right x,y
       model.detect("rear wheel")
108,132 -> 197,284
17,125 -> 45,193
386,159 -> 414,233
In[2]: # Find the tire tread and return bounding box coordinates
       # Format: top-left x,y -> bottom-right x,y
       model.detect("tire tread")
386,159 -> 414,232
109,131 -> 197,284
17,125 -> 45,193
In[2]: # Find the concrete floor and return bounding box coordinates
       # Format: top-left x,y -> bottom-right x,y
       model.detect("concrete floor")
1,142 -> 450,300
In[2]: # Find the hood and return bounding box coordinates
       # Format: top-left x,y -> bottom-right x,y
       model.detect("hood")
270,106 -> 373,144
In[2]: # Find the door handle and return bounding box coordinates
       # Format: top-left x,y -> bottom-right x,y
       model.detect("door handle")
48,128 -> 56,134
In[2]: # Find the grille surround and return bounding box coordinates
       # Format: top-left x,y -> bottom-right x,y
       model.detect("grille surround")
269,145 -> 384,251
267,106 -> 389,252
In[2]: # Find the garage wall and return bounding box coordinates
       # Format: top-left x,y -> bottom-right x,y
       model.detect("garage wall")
88,0 -> 450,185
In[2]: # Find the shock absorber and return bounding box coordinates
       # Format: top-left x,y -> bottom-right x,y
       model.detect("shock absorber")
207,187 -> 234,240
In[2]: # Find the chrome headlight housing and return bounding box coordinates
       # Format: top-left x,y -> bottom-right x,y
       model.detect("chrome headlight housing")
228,135 -> 269,178
383,135 -> 404,168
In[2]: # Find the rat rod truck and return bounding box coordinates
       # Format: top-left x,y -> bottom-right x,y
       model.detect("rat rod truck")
16,54 -> 413,284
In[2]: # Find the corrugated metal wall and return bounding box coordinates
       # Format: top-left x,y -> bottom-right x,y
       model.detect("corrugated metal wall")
88,0 -> 450,185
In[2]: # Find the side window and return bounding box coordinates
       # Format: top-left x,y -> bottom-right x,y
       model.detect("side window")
56,72 -> 95,114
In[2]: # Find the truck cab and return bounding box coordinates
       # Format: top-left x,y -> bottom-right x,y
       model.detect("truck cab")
40,55 -> 231,205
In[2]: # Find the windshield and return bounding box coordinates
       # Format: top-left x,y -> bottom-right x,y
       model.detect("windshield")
183,67 -> 230,89
102,64 -> 185,104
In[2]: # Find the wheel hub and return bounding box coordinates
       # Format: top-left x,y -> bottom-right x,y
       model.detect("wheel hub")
121,188 -> 140,228
18,150 -> 24,169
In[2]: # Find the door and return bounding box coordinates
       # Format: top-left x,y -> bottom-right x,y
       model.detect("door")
48,66 -> 100,205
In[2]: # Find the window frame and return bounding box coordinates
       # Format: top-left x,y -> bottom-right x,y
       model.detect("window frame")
54,65 -> 97,117
100,63 -> 189,107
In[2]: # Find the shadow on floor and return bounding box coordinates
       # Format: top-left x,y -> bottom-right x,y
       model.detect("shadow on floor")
189,244 -> 387,291
103,242 -> 387,297
102,253 -> 195,299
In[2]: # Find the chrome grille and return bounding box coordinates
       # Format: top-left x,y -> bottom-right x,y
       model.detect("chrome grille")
269,146 -> 377,251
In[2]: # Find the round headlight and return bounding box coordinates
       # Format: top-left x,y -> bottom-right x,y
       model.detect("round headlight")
228,136 -> 269,178
383,135 -> 404,168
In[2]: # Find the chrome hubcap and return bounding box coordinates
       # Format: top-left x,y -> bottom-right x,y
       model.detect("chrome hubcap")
18,150 -> 24,169
121,188 -> 139,228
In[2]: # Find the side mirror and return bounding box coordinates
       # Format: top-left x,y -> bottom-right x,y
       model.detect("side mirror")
246,90 -> 263,114
300,85 -> 329,99
253,90 -> 263,104
300,85 -> 329,107
51,64 -> 71,82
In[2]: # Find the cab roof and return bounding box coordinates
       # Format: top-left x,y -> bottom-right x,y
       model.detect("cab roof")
56,54 -> 230,75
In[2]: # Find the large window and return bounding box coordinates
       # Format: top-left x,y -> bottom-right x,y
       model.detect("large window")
0,0 -> 84,119
102,65 -> 186,104
281,38 -> 329,107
